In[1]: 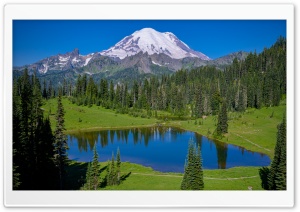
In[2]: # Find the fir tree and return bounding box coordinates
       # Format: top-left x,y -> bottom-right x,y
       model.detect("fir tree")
53,94 -> 68,189
216,100 -> 228,135
268,115 -> 286,190
83,162 -> 92,190
259,115 -> 286,190
195,85 -> 203,118
107,153 -> 117,186
91,144 -> 100,190
13,70 -> 58,190
116,148 -> 121,184
181,139 -> 204,190
13,146 -> 21,189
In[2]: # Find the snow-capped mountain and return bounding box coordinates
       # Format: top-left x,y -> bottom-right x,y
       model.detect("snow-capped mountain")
15,27 -> 249,81
21,48 -> 96,74
100,28 -> 210,60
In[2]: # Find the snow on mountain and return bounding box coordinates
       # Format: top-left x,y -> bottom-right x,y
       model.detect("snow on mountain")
25,49 -> 96,74
101,28 -> 210,60
151,60 -> 162,66
16,28 -> 212,75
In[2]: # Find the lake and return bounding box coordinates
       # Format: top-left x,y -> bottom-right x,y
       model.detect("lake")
67,127 -> 270,173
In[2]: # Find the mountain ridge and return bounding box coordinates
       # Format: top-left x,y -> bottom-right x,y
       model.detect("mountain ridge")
13,27 -> 249,87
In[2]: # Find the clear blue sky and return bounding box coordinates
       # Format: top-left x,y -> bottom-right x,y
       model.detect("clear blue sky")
13,20 -> 286,66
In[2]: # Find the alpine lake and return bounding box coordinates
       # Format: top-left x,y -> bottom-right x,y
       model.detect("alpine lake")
67,126 -> 270,173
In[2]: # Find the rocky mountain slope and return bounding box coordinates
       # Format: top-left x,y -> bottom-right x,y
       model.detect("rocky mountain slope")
13,28 -> 248,86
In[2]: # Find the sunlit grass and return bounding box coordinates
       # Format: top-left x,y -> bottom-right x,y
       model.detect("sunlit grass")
42,97 -> 157,132
67,161 -> 262,190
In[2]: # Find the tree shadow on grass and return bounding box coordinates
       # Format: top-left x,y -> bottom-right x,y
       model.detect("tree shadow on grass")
65,161 -> 89,190
99,171 -> 132,188
120,172 -> 131,182
99,165 -> 108,173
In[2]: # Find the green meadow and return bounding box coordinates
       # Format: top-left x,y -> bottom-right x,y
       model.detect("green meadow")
43,97 -> 285,190
66,161 -> 262,190
42,97 -> 157,132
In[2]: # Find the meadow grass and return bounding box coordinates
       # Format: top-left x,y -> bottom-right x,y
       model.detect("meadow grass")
45,98 -> 286,190
168,105 -> 286,158
42,97 -> 158,132
66,161 -> 262,190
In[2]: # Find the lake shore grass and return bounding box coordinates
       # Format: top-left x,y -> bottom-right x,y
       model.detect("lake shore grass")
42,97 -> 158,132
66,161 -> 262,190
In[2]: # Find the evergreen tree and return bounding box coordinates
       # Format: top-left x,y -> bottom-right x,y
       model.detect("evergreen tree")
259,115 -> 286,190
116,148 -> 121,184
53,94 -> 68,189
211,91 -> 221,115
91,144 -> 100,190
42,79 -> 47,99
268,115 -> 286,190
181,139 -> 204,190
13,79 -> 22,189
107,153 -> 117,186
84,162 -> 92,190
259,167 -> 270,190
195,85 -> 204,118
13,70 -> 58,190
216,100 -> 228,135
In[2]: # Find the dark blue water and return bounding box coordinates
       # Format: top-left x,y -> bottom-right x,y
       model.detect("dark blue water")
67,127 -> 271,173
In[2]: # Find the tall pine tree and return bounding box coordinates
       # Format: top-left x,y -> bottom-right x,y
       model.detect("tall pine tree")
53,94 -> 68,189
181,139 -> 204,190
268,115 -> 286,190
116,148 -> 121,184
259,115 -> 286,190
91,144 -> 100,190
216,100 -> 228,135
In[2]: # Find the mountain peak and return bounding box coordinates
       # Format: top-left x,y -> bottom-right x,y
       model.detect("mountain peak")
73,48 -> 79,55
101,28 -> 210,60
135,27 -> 157,33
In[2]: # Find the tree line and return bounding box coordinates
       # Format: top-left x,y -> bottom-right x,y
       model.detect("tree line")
40,37 -> 286,120
13,70 -> 68,190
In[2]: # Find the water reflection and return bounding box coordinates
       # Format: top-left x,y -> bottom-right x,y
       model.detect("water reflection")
67,127 -> 270,172
215,142 -> 228,169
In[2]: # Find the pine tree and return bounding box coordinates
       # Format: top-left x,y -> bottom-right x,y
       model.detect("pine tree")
53,94 -> 68,189
181,139 -> 204,190
259,167 -> 270,190
19,69 -> 35,189
13,145 -> 21,189
84,162 -> 92,190
116,148 -> 121,184
192,145 -> 204,189
107,153 -> 117,186
195,85 -> 203,118
259,115 -> 286,190
42,79 -> 47,99
211,91 -> 221,115
268,115 -> 286,190
216,100 -> 228,135
91,144 -> 100,190
13,79 -> 22,189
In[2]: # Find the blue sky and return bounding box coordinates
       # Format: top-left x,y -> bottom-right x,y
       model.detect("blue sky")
13,20 -> 286,66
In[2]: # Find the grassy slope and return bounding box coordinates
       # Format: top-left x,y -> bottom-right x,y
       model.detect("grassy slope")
168,105 -> 286,158
66,161 -> 262,190
42,97 -> 157,132
44,98 -> 285,190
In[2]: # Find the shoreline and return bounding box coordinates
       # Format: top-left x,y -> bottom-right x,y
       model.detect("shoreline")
65,121 -> 273,158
